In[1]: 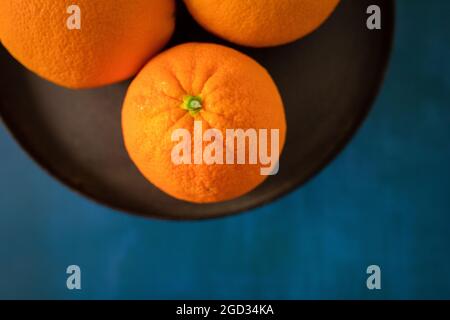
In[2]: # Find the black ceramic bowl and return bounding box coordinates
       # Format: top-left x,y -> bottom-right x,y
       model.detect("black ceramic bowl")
0,0 -> 394,220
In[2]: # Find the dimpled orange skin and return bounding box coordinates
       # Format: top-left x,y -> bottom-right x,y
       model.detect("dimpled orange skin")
122,43 -> 286,203
183,0 -> 340,48
0,0 -> 175,89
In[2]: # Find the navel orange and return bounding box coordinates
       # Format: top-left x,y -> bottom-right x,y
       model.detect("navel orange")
122,43 -> 287,203
183,0 -> 340,47
0,0 -> 175,89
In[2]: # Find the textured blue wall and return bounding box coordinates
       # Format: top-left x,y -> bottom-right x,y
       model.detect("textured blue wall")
1,0 -> 449,299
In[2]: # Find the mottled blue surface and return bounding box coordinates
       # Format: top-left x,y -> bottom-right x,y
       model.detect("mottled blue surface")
1,0 -> 449,299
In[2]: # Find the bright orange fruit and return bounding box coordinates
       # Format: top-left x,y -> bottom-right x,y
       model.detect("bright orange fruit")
183,0 -> 340,47
0,0 -> 175,89
122,43 -> 287,203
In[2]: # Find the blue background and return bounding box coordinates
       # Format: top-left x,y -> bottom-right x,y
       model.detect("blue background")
1,0 -> 449,299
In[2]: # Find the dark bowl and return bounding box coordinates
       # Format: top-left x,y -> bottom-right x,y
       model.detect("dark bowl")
0,0 -> 395,220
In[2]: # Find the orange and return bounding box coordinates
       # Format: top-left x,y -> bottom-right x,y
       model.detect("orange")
0,0 -> 175,89
122,43 -> 287,203
183,0 -> 340,47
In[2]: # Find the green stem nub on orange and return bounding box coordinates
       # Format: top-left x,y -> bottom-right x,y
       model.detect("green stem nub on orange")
182,95 -> 202,116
